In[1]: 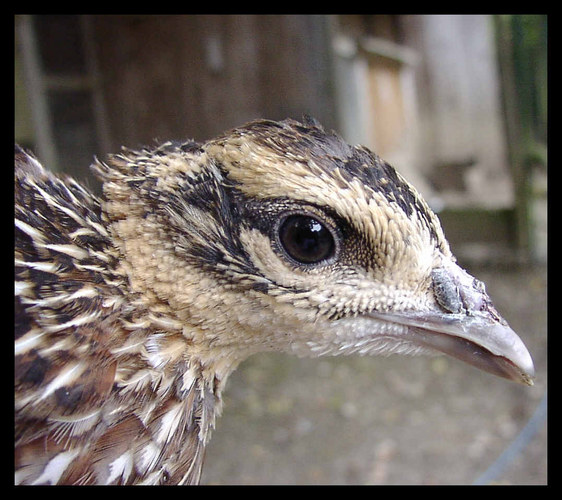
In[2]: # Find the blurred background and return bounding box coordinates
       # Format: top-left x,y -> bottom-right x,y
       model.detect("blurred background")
15,14 -> 547,484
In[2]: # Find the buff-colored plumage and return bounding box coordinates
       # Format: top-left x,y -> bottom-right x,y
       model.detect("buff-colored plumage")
15,118 -> 534,485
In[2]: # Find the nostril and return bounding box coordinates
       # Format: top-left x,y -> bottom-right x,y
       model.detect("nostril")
431,268 -> 462,314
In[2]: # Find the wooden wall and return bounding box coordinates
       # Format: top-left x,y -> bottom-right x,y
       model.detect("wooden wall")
91,15 -> 337,150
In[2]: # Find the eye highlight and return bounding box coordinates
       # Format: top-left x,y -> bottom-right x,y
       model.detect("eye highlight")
278,214 -> 336,265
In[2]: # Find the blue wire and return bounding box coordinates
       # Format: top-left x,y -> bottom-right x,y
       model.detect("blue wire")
472,390 -> 547,485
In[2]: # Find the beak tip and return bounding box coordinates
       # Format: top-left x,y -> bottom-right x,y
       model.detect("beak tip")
518,356 -> 536,386
516,367 -> 535,386
504,329 -> 535,386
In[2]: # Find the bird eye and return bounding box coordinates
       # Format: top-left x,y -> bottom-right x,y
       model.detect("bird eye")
278,214 -> 336,265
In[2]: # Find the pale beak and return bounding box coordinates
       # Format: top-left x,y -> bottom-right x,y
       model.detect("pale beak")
369,262 -> 535,385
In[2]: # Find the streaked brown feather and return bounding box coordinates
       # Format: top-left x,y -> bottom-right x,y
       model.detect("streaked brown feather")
15,145 -> 218,485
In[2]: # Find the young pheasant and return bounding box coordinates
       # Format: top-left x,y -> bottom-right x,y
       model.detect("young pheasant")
14,117 -> 534,485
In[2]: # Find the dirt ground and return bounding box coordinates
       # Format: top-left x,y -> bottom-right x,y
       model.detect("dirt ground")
201,264 -> 547,485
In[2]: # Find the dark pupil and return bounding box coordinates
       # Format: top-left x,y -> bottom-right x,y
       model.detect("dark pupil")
279,215 -> 334,264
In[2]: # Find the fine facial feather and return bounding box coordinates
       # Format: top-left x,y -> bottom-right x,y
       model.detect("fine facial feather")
15,119 -> 534,485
